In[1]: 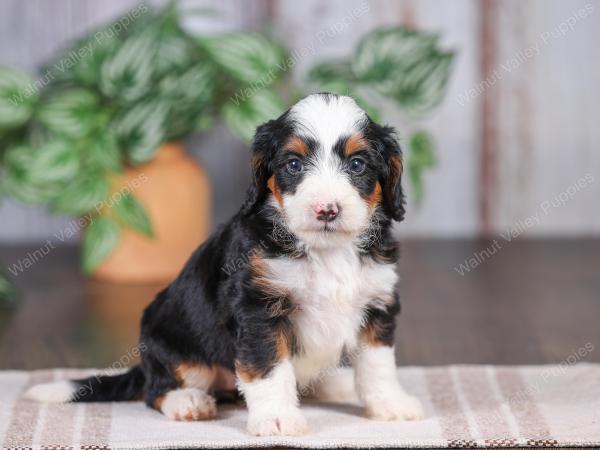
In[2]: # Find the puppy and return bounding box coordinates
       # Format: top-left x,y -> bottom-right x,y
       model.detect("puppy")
26,93 -> 424,436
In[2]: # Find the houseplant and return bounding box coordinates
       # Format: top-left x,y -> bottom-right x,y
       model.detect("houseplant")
0,3 -> 289,283
0,2 -> 453,291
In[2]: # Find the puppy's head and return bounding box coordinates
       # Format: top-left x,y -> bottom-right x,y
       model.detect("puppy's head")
245,93 -> 405,249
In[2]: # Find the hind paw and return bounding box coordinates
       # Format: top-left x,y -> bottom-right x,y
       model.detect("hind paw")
159,388 -> 217,421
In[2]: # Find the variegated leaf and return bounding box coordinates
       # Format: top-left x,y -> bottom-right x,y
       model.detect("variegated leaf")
352,27 -> 439,89
112,192 -> 154,237
159,63 -> 215,140
100,29 -> 157,103
116,99 -> 168,165
407,130 -> 436,204
0,66 -> 37,130
2,143 -> 78,203
83,217 -> 120,273
86,131 -> 122,172
36,89 -> 99,139
199,32 -> 285,84
352,27 -> 454,115
51,173 -> 109,215
391,51 -> 454,116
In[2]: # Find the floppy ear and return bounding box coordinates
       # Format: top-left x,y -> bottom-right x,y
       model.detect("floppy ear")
373,124 -> 406,222
241,120 -> 277,214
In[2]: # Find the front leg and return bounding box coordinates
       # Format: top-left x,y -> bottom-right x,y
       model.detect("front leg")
234,279 -> 308,436
354,303 -> 424,421
237,358 -> 308,436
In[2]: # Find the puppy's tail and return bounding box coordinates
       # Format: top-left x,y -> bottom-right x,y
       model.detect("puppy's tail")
24,365 -> 145,403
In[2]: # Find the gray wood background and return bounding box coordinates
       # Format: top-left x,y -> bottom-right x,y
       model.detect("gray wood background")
1,0 -> 599,243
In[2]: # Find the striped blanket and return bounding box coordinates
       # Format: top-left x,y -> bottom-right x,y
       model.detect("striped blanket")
1,364 -> 599,449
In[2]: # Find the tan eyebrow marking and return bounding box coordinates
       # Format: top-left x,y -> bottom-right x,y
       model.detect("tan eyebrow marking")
344,133 -> 369,157
284,136 -> 309,156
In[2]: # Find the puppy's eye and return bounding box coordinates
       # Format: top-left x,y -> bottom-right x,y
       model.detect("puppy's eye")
286,158 -> 304,174
349,158 -> 366,174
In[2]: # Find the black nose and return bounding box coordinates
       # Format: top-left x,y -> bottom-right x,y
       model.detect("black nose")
316,203 -> 339,222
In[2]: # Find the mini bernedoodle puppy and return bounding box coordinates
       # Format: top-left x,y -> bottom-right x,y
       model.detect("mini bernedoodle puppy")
26,93 -> 424,436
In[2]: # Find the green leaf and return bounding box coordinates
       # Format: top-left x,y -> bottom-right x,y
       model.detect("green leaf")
306,60 -> 356,93
391,51 -> 454,116
306,61 -> 382,120
158,63 -> 215,140
51,173 -> 109,215
199,32 -> 285,84
36,89 -> 99,139
158,64 -> 214,105
352,27 -> 454,116
2,177 -> 60,204
112,192 -> 154,237
353,27 -> 438,86
26,140 -> 80,184
86,131 -> 122,172
82,217 -> 120,273
407,131 -> 435,205
100,29 -> 157,103
74,35 -> 120,86
222,89 -> 285,142
116,98 -> 168,165
155,30 -> 195,76
0,272 -> 18,304
44,30 -> 120,87
0,66 -> 37,130
308,61 -> 379,121
2,141 -> 80,204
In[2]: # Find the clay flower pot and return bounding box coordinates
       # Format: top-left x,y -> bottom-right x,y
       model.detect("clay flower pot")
92,142 -> 211,283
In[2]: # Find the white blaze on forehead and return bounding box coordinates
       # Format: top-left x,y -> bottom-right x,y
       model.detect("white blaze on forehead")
289,94 -> 368,154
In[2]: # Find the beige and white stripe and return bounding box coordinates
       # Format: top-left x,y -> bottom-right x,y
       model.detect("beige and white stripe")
456,366 -> 517,446
1,364 -> 599,449
3,369 -> 54,449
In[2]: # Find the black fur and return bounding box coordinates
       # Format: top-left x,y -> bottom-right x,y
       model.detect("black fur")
73,366 -> 145,402
364,120 -> 406,221
69,94 -> 406,412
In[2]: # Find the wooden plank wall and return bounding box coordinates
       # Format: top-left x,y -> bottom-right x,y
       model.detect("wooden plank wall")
0,0 -> 598,242
491,0 -> 600,236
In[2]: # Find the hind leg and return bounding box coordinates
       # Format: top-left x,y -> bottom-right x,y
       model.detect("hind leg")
145,359 -> 218,421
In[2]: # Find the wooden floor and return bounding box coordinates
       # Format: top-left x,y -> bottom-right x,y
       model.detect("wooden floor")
1,239 -> 599,370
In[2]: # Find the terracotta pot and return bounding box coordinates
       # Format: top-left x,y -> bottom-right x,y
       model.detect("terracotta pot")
92,142 -> 211,283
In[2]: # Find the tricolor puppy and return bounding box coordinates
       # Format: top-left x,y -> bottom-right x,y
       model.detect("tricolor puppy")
26,93 -> 424,436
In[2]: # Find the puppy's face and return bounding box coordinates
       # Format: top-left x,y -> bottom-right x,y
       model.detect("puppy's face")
247,94 -> 404,249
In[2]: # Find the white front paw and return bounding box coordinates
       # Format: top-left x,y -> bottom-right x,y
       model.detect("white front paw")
365,393 -> 424,421
247,408 -> 309,436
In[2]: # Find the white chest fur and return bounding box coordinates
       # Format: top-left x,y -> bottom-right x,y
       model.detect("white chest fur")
262,245 -> 398,387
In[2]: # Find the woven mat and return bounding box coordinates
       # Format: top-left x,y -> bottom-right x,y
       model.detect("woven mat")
2,364 -> 599,449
